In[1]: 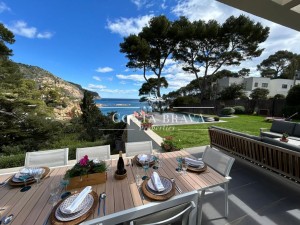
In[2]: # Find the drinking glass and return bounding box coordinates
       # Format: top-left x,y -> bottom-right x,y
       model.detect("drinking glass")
60,178 -> 70,199
142,160 -> 149,180
49,181 -> 61,205
182,160 -> 188,175
153,152 -> 161,170
19,167 -> 31,192
106,159 -> 112,173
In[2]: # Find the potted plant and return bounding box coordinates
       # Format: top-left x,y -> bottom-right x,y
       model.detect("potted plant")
141,118 -> 153,130
280,132 -> 289,142
64,155 -> 107,190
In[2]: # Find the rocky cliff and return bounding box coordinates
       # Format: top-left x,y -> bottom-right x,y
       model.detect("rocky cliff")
17,63 -> 100,120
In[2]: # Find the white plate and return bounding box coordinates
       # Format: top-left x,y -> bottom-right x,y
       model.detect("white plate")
147,177 -> 172,196
55,194 -> 94,221
59,193 -> 91,214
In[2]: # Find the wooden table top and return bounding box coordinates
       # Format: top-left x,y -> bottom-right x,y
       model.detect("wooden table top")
0,150 -> 228,225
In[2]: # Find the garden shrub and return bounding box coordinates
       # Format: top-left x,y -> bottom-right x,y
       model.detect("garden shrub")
214,116 -> 220,121
221,107 -> 235,115
233,106 -> 245,114
0,154 -> 25,169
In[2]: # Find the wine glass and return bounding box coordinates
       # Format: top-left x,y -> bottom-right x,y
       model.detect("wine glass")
182,159 -> 188,175
176,156 -> 183,173
141,160 -> 149,180
60,178 -> 70,199
19,167 -> 31,192
33,168 -> 45,186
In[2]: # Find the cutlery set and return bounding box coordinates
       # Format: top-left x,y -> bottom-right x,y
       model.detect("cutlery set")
0,214 -> 13,224
171,178 -> 182,194
97,192 -> 107,216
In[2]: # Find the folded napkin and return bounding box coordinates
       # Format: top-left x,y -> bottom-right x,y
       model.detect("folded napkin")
150,172 -> 165,192
20,167 -> 44,175
65,186 -> 92,214
185,157 -> 204,167
138,154 -> 149,163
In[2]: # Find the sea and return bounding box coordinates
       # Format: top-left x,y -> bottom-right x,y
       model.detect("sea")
95,98 -> 149,119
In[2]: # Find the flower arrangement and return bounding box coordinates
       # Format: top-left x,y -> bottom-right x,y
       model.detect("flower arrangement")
141,118 -> 153,130
64,155 -> 107,179
161,136 -> 181,151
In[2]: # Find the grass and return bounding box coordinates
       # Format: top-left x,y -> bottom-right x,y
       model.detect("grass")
153,114 -> 273,148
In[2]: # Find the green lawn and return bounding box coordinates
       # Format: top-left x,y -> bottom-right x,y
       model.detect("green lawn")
153,115 -> 273,149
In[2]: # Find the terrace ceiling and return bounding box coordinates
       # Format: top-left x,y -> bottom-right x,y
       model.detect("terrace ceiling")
217,0 -> 300,32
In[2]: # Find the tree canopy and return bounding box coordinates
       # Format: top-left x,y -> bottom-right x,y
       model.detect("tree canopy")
173,15 -> 269,101
250,88 -> 269,100
257,50 -> 296,78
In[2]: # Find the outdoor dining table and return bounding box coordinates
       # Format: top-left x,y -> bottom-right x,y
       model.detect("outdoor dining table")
0,150 -> 228,225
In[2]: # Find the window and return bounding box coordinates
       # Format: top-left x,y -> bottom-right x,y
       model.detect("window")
254,82 -> 258,87
262,83 -> 268,88
282,84 -> 288,89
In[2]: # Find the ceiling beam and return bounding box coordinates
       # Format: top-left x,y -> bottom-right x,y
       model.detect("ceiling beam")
217,0 -> 300,31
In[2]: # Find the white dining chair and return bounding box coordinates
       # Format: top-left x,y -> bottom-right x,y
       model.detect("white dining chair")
199,146 -> 235,222
125,141 -> 153,157
76,145 -> 111,162
25,148 -> 69,167
80,191 -> 199,225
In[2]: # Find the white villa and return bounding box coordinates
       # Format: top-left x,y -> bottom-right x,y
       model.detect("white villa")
217,76 -> 300,98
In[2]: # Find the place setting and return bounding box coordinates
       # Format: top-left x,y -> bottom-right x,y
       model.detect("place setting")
8,166 -> 50,192
133,153 -> 156,167
138,171 -> 175,201
184,157 -> 207,173
49,186 -> 98,225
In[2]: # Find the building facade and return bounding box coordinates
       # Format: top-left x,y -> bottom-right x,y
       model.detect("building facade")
217,77 -> 300,98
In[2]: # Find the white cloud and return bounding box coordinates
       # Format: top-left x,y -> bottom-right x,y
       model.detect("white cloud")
93,76 -> 101,81
0,2 -> 10,13
120,81 -> 127,85
36,32 -> 53,39
107,77 -> 114,81
99,88 -> 138,94
172,0 -> 225,21
5,20 -> 54,39
106,14 -> 154,37
116,74 -> 155,82
88,84 -> 107,89
131,0 -> 154,9
96,67 -> 113,73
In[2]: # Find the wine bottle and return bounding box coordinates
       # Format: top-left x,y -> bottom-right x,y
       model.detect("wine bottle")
117,151 -> 125,175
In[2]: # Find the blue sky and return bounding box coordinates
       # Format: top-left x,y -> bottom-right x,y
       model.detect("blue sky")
1,0 -> 300,98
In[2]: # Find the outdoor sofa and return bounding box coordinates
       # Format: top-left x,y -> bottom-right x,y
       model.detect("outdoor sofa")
260,120 -> 300,141
209,126 -> 300,182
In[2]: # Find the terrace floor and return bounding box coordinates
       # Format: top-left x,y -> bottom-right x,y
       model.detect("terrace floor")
186,146 -> 300,225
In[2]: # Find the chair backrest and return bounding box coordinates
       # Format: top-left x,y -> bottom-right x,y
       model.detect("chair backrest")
202,146 -> 235,177
125,141 -> 153,157
25,148 -> 69,167
76,145 -> 111,162
81,191 -> 198,225
130,201 -> 195,225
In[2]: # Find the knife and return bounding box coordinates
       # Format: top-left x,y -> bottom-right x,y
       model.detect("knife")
138,187 -> 145,200
103,196 -> 106,216
97,195 -> 102,216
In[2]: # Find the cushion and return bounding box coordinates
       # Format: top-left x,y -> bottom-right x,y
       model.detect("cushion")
261,137 -> 300,153
260,131 -> 282,138
292,124 -> 300,137
270,120 -> 295,135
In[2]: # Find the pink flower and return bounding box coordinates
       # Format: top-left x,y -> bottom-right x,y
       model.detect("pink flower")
79,155 -> 89,166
